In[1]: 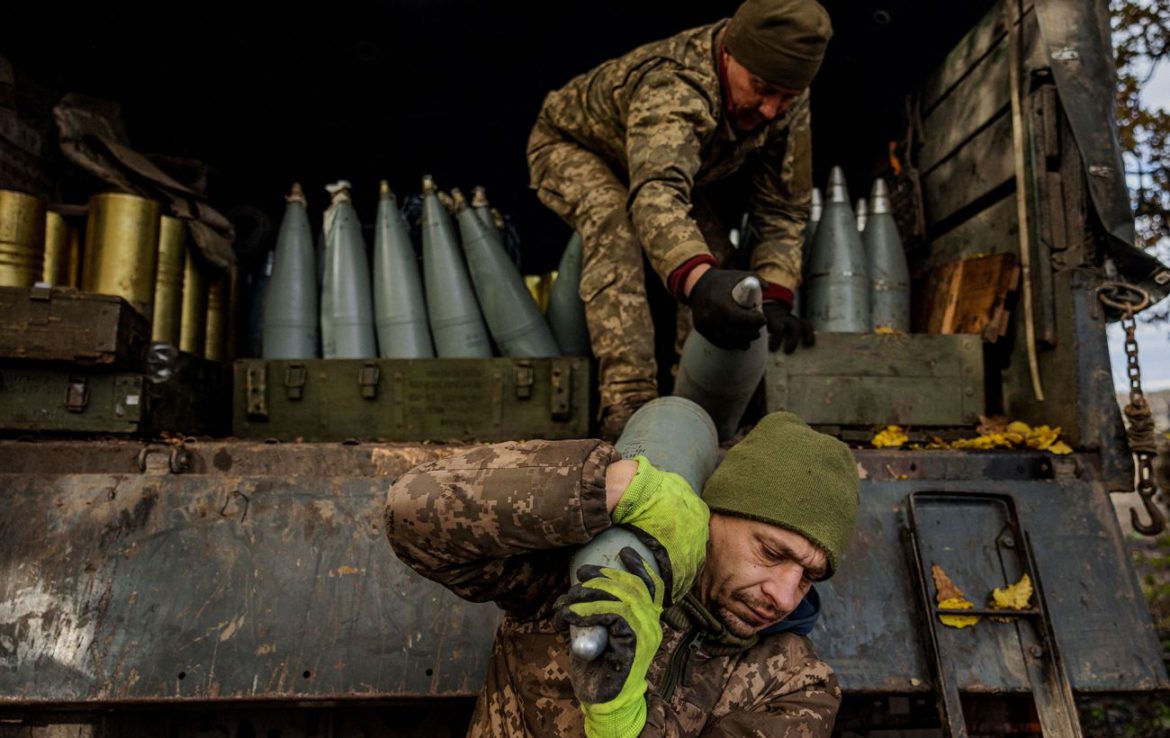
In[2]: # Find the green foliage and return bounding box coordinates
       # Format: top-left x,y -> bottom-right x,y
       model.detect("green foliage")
1132,534 -> 1170,640
1112,0 -> 1170,270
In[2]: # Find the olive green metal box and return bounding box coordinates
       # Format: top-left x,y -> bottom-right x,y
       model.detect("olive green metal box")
0,354 -> 229,436
765,333 -> 985,427
0,285 -> 149,369
233,357 -> 591,442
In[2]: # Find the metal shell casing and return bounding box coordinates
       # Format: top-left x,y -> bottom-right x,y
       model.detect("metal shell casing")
0,189 -> 46,288
81,193 -> 161,317
372,182 -> 433,358
179,248 -> 209,356
546,232 -> 591,356
204,267 -> 230,362
151,215 -> 187,345
804,167 -> 870,332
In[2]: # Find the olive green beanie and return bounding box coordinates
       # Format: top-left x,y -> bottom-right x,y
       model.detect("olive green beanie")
724,0 -> 833,91
702,412 -> 858,576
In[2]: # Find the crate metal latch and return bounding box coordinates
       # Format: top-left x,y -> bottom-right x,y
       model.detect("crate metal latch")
550,360 -> 572,421
65,376 -> 89,413
358,363 -> 380,400
514,361 -> 534,400
283,363 -> 307,402
245,361 -> 268,419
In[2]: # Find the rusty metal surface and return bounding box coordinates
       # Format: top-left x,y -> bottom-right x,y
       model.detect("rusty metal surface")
0,440 -> 468,477
0,442 -> 499,705
0,441 -> 1164,704
819,477 -> 1168,693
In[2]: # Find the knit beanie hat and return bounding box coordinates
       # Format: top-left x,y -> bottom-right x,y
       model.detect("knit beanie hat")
702,412 -> 858,575
724,0 -> 833,90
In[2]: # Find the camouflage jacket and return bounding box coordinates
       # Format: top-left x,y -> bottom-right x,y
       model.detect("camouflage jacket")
533,20 -> 812,292
386,439 -> 840,737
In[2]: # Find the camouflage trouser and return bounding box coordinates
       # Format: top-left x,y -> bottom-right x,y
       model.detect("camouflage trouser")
527,120 -> 657,412
527,121 -> 737,412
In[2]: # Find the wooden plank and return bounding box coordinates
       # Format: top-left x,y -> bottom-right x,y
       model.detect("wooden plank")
917,194 -> 1018,277
922,0 -> 1035,113
921,8 -> 1041,175
922,0 -> 1009,113
922,110 -> 1015,228
920,41 -> 1009,174
915,253 -> 1019,338
765,333 -> 985,426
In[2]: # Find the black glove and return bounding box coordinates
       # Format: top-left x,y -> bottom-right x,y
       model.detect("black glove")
553,547 -> 664,708
763,301 -> 816,353
687,268 -> 766,350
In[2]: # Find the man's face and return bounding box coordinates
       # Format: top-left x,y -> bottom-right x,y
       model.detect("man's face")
722,51 -> 803,132
697,512 -> 828,638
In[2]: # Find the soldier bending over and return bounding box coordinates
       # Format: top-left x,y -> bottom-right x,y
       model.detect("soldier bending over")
386,412 -> 860,737
528,0 -> 829,439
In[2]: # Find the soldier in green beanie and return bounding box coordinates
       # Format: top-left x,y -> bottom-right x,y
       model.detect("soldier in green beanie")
528,0 -> 831,441
387,412 -> 860,736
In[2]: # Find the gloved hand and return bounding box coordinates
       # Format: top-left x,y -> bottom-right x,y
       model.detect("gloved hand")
612,456 -> 710,605
687,268 -> 767,350
763,301 -> 815,353
555,547 -> 664,738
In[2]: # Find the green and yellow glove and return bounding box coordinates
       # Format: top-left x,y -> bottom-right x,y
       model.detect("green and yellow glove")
612,455 -> 710,604
555,547 -> 665,738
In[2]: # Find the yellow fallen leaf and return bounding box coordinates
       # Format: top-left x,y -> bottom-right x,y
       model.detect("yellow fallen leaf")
990,574 -> 1033,611
925,418 -> 1073,454
872,425 -> 909,448
938,597 -> 981,628
931,564 -> 982,628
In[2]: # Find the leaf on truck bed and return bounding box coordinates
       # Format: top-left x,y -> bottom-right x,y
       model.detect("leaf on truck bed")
872,425 -> 909,448
989,573 -> 1033,621
931,564 -> 981,628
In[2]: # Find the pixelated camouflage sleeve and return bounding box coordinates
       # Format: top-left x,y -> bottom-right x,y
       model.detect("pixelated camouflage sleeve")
385,439 -> 620,614
749,93 -> 812,293
625,66 -> 721,286
642,634 -> 841,737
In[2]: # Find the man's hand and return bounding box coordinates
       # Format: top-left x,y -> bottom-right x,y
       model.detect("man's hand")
763,301 -> 815,353
686,268 -> 767,350
555,547 -> 664,738
612,456 -> 710,605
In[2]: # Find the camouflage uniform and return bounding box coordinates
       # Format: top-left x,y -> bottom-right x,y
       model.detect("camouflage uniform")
386,439 -> 839,737
527,20 -> 812,413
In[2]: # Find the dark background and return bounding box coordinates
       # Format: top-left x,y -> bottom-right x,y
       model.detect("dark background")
3,0 -> 994,274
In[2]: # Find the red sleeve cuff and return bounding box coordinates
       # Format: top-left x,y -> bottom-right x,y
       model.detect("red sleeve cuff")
667,254 -> 719,300
762,283 -> 795,309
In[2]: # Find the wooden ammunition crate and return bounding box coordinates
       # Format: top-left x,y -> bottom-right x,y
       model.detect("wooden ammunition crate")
765,333 -> 984,428
0,354 -> 229,436
0,285 -> 149,369
233,357 -> 591,442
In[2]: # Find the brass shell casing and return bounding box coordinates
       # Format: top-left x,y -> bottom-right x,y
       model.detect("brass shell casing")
179,248 -> 209,356
42,210 -> 70,286
0,189 -> 47,288
204,267 -> 230,362
82,192 -> 161,316
151,215 -> 188,345
63,219 -> 83,288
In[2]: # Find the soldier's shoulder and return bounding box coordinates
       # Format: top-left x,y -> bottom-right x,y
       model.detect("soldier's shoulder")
609,20 -> 725,80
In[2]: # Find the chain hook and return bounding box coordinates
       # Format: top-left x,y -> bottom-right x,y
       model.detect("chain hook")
1131,461 -> 1166,536
1097,280 -> 1165,537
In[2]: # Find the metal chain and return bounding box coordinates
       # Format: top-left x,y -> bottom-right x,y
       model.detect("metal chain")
1099,281 -> 1165,536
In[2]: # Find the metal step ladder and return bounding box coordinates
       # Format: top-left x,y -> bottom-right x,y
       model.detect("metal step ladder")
904,491 -> 1083,737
